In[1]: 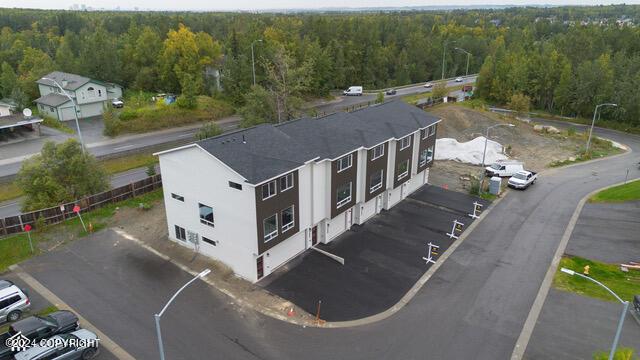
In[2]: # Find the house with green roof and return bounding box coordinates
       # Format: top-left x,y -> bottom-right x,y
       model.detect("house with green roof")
34,71 -> 123,121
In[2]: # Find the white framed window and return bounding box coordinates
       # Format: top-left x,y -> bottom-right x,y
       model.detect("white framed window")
337,154 -> 353,172
174,225 -> 186,241
87,86 -> 96,98
263,214 -> 278,242
281,206 -> 295,232
371,144 -> 385,160
262,180 -> 277,200
399,136 -> 411,150
336,182 -> 352,208
420,146 -> 434,166
280,173 -> 294,192
228,181 -> 242,190
428,124 -> 436,137
421,128 -> 428,140
369,169 -> 384,193
396,159 -> 409,180
199,203 -> 214,227
171,193 -> 184,202
202,236 -> 216,246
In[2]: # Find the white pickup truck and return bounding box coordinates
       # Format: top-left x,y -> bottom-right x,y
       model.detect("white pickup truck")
508,170 -> 538,189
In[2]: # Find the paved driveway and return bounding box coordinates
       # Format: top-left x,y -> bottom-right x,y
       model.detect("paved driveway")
264,186 -> 489,321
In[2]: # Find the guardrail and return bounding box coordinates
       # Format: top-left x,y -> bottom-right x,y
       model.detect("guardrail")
0,174 -> 162,237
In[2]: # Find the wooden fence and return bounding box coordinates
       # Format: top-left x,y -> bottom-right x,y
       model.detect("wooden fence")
0,174 -> 162,237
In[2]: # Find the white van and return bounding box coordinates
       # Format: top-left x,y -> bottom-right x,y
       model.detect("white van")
343,86 -> 363,96
485,160 -> 524,177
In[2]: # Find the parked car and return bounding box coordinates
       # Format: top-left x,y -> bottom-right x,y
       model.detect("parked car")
13,329 -> 99,360
343,86 -> 363,96
508,170 -> 538,189
111,98 -> 124,108
424,82 -> 433,88
455,77 -> 463,82
0,280 -> 30,324
0,311 -> 79,360
385,88 -> 397,95
485,160 -> 524,177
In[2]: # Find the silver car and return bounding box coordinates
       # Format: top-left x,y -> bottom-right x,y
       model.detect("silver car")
0,280 -> 31,322
13,329 -> 99,360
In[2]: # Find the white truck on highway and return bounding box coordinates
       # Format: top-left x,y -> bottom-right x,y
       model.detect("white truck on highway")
485,160 -> 524,177
343,86 -> 363,96
508,170 -> 538,189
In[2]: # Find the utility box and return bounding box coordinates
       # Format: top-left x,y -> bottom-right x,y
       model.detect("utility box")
489,176 -> 502,195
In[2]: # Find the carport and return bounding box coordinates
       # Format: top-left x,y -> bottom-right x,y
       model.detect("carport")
0,114 -> 43,141
263,185 -> 490,321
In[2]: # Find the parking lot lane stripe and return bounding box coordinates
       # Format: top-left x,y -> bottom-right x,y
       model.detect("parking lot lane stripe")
9,265 -> 137,360
509,178 -> 639,360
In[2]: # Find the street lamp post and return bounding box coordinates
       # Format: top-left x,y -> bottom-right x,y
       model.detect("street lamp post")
586,103 -> 617,154
560,268 -> 629,360
42,77 -> 85,153
455,47 -> 472,76
441,40 -> 456,80
479,123 -> 515,193
251,39 -> 263,87
154,269 -> 211,360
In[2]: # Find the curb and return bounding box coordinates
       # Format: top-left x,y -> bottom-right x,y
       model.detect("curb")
509,178 -> 640,360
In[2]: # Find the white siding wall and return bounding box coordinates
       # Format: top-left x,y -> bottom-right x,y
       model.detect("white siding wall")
78,102 -> 105,118
107,85 -> 123,100
0,105 -> 11,117
159,146 -> 259,282
76,82 -> 108,105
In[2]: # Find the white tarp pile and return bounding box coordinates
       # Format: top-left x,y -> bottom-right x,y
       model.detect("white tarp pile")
435,136 -> 508,165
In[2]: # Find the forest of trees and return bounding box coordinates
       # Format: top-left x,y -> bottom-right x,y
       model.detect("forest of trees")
0,5 -> 639,125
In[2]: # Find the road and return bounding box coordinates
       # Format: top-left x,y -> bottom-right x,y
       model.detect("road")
17,120 -> 640,359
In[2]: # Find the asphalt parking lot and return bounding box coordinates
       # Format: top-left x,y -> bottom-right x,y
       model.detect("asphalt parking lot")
264,185 -> 490,321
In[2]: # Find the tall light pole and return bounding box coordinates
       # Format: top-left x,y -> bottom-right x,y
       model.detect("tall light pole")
154,269 -> 211,360
586,103 -> 617,154
479,123 -> 515,193
42,77 -> 85,153
251,39 -> 263,87
441,40 -> 456,80
560,268 -> 629,360
455,47 -> 472,76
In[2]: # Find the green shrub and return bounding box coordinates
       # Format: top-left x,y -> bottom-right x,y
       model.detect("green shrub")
567,126 -> 576,136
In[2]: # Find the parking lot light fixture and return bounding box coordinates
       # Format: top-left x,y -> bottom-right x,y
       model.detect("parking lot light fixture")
154,268 -> 211,360
42,77 -> 85,153
586,103 -> 617,154
559,267 -> 629,360
479,123 -> 515,193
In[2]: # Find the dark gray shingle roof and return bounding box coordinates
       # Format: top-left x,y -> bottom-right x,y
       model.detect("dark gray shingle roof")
33,93 -> 71,107
196,100 -> 439,184
36,71 -> 92,91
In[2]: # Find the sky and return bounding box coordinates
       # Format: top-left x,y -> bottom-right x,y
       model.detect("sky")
0,0 -> 638,11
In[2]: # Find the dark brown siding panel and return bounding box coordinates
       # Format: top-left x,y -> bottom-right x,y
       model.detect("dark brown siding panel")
330,151 -> 358,218
393,134 -> 414,189
255,171 -> 300,254
417,124 -> 438,173
365,142 -> 388,202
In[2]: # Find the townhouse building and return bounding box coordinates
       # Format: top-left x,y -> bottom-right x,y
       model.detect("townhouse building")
156,101 -> 439,282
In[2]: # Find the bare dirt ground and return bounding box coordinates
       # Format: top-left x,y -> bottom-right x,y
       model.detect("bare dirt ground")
426,105 -> 598,193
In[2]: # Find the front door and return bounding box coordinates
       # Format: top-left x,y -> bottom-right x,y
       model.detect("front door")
346,208 -> 353,229
311,226 -> 318,246
376,194 -> 383,214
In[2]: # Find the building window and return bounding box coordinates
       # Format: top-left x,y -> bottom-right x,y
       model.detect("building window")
369,170 -> 384,193
98,89 -> 102,97
336,182 -> 352,208
280,173 -> 294,192
50,107 -> 55,112
399,136 -> 411,150
202,237 -> 216,246
428,124 -> 436,137
337,154 -> 353,172
40,104 -> 44,110
371,144 -> 385,160
174,225 -> 186,241
228,181 -> 242,190
171,193 -> 184,202
281,206 -> 295,232
420,146 -> 434,166
199,203 -> 214,227
263,214 -> 278,242
262,180 -> 277,200
421,128 -> 428,140
87,86 -> 95,98
396,160 -> 409,180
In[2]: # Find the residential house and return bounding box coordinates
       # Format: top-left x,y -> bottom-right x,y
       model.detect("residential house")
34,71 -> 123,121
155,101 -> 439,283
0,98 -> 16,117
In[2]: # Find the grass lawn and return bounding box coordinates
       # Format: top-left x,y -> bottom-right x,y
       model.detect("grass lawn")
0,182 -> 21,203
0,189 -> 163,273
589,180 -> 640,203
401,85 -> 464,104
553,255 -> 640,303
548,131 -> 624,167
